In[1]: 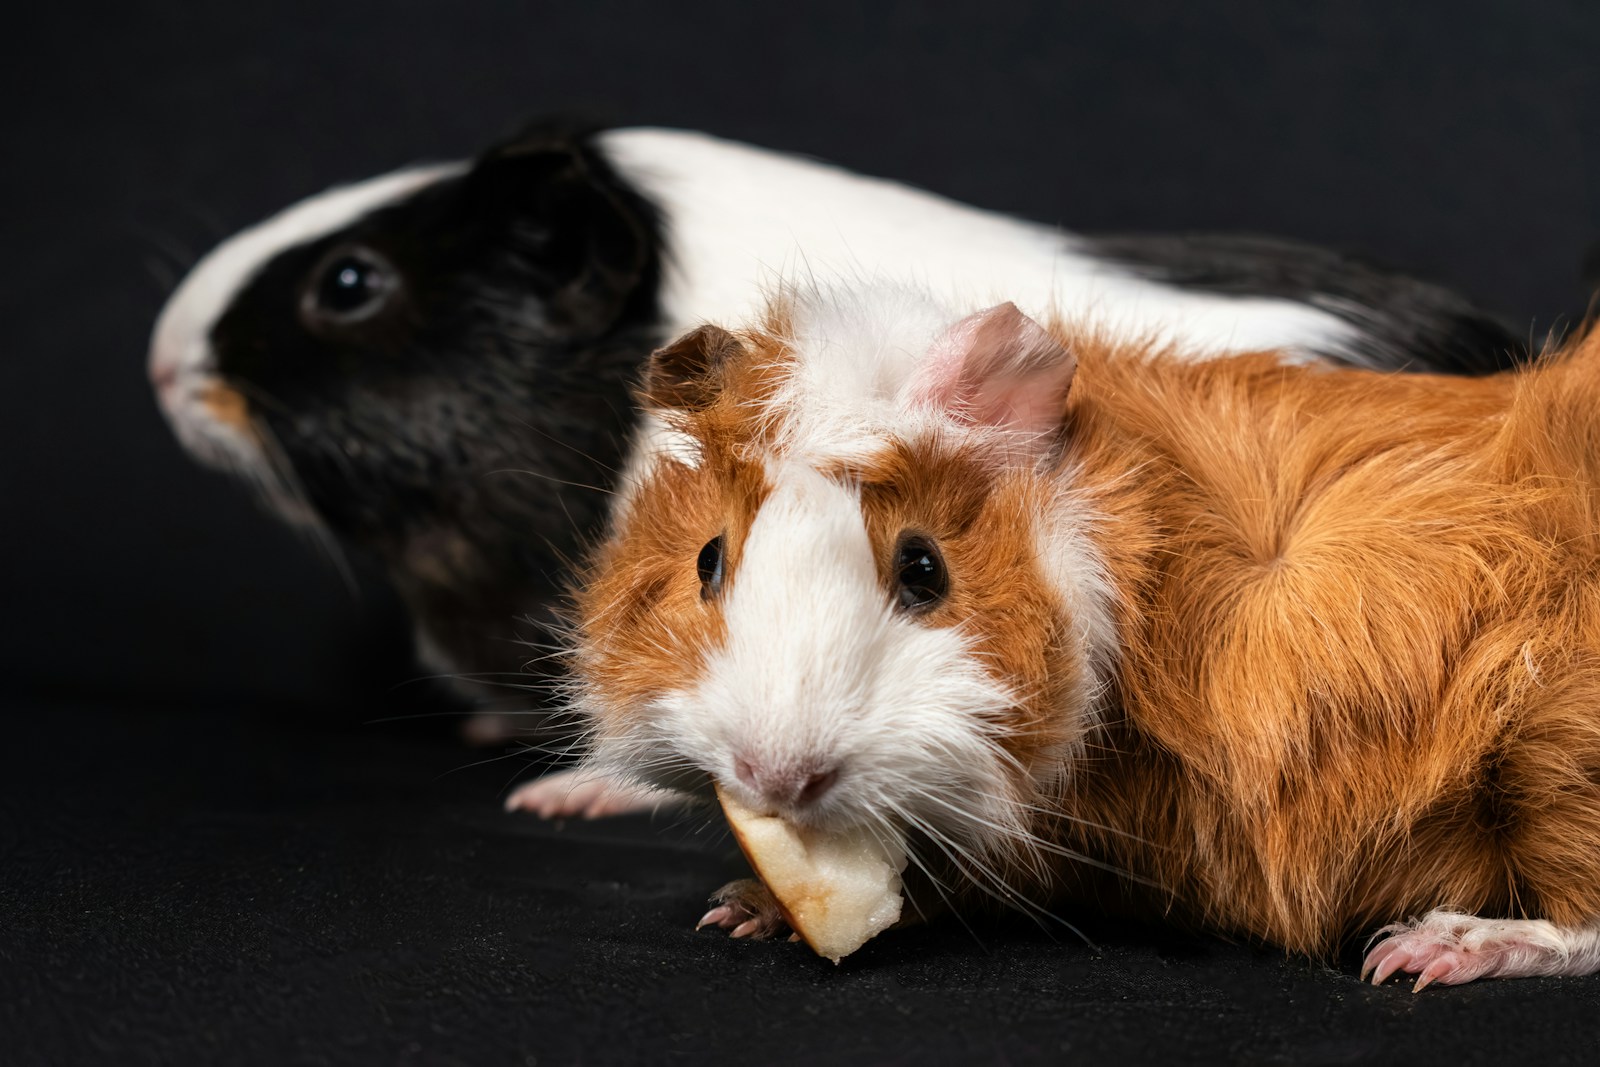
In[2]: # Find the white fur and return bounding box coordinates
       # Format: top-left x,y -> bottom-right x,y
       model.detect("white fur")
599,127 -> 1353,361
1033,476 -> 1121,728
148,163 -> 462,473
599,461 -> 1027,865
773,286 -> 959,464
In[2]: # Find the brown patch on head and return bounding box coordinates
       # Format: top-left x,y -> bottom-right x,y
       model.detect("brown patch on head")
197,381 -> 254,434
576,429 -> 773,731
852,436 -> 1084,779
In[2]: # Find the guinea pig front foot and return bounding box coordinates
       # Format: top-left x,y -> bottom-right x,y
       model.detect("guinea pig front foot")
503,768 -> 680,819
697,879 -> 793,942
1361,909 -> 1600,990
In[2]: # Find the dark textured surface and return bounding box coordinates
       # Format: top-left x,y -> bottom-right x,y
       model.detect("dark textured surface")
6,703 -> 1600,1065
8,2 -> 1600,1062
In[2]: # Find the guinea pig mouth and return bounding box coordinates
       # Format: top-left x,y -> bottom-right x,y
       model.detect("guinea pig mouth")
158,375 -> 260,469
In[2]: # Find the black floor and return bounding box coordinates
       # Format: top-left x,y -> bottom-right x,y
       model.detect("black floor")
6,701 -> 1598,1065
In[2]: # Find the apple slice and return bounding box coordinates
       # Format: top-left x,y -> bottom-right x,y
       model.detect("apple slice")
715,783 -> 908,963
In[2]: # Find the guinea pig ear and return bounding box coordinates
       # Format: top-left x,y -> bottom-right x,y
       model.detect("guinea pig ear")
466,126 -> 654,340
911,303 -> 1077,458
644,325 -> 744,411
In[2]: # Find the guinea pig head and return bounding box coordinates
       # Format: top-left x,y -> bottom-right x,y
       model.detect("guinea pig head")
148,123 -> 661,597
576,295 -> 1117,884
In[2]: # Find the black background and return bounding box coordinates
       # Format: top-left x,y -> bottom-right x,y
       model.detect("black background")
6,2 -> 1600,1062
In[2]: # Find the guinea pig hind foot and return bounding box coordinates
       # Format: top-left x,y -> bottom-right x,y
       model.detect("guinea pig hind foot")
697,879 -> 792,941
502,768 -> 683,820
1361,910 -> 1600,990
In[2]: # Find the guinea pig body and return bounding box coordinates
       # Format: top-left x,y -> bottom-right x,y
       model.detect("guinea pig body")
150,122 -> 1520,737
575,284 -> 1600,987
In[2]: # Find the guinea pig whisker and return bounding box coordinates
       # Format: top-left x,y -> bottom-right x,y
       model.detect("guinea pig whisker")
916,791 -> 1159,890
396,670 -> 559,685
974,792 -> 1163,850
485,468 -> 616,497
508,416 -> 625,478
511,645 -> 579,669
143,255 -> 180,296
126,220 -> 199,292
240,405 -> 358,595
435,744 -> 560,781
895,805 -> 1089,944
861,816 -> 975,934
175,201 -> 232,245
362,708 -> 500,725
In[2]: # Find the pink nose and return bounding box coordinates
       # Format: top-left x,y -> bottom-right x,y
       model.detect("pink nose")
149,359 -> 177,394
733,757 -> 839,809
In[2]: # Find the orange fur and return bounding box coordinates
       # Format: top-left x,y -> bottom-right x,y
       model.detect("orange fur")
854,441 -> 1085,770
198,382 -> 252,433
1057,328 -> 1600,953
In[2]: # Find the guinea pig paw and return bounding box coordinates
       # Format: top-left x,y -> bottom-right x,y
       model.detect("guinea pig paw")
1361,910 -> 1588,990
697,879 -> 790,941
503,769 -> 678,820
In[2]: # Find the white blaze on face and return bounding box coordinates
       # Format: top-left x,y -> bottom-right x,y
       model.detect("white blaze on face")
678,460 -> 1023,853
707,461 -> 884,771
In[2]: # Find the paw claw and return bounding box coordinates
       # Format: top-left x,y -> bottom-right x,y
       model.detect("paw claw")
1413,953 -> 1460,993
696,878 -> 790,942
1369,945 -> 1411,986
1361,909 -> 1593,988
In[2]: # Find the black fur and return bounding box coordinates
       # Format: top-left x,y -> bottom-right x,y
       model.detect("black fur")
209,123 -> 665,693
1084,232 -> 1525,374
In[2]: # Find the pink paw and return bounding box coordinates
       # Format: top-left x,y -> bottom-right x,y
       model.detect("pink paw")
696,879 -> 794,942
1361,910 -> 1584,990
504,768 -> 678,819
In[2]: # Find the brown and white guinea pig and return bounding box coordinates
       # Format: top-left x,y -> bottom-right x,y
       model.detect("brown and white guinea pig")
149,120 -> 1521,759
568,281 -> 1600,987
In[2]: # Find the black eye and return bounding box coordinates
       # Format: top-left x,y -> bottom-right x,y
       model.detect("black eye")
697,535 -> 725,600
894,535 -> 947,613
303,247 -> 398,325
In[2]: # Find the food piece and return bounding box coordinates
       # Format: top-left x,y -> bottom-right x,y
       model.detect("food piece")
715,783 -> 907,963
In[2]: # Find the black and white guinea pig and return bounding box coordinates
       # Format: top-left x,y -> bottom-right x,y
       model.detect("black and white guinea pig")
148,119 -> 1522,739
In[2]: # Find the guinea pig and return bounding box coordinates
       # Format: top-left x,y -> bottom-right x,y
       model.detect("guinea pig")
568,282 -> 1600,988
148,120 -> 1523,794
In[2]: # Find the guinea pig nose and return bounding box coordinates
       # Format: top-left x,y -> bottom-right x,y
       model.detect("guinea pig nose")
149,360 -> 177,393
731,756 -> 840,810
795,768 -> 838,806
733,757 -> 757,789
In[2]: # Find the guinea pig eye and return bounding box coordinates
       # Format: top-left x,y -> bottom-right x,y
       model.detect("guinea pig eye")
302,246 -> 398,326
894,535 -> 948,613
697,535 -> 725,600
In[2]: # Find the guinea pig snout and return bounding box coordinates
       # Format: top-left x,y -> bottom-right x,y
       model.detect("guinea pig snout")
732,754 -> 840,811
149,358 -> 178,395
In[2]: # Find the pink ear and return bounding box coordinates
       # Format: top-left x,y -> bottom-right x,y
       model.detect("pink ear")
912,303 -> 1077,449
